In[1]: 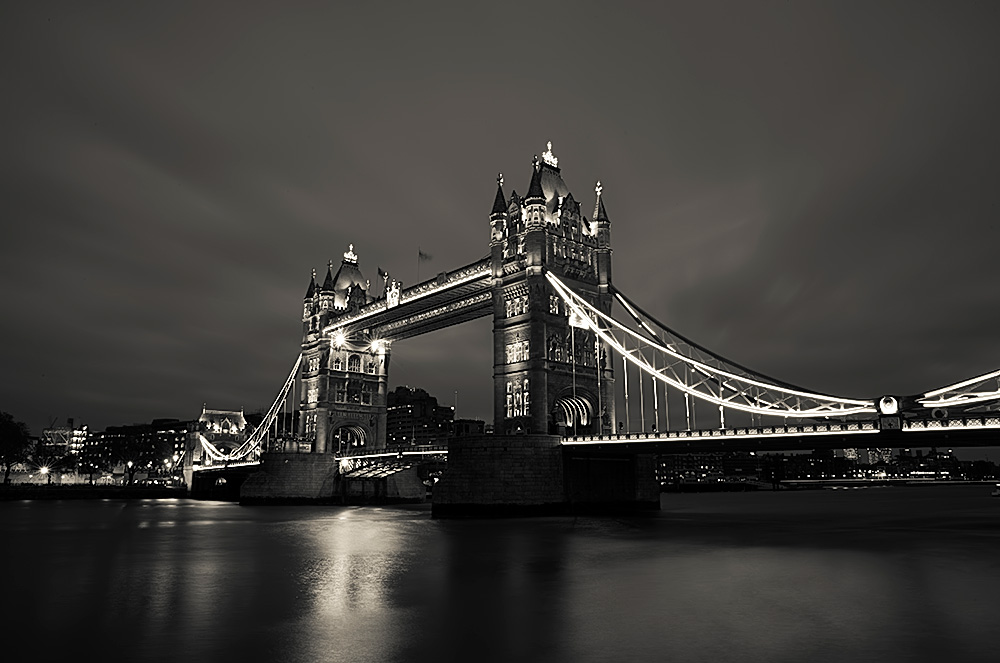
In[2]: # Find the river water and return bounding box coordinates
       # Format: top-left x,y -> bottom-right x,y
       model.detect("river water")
3,485 -> 998,663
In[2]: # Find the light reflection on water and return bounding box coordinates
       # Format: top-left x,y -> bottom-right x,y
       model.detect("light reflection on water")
3,487 -> 998,663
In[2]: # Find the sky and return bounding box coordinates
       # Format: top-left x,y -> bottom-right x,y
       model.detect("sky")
3,1 -> 1000,452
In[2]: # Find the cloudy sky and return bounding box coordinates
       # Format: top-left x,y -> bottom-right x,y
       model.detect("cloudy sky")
3,1 -> 999,446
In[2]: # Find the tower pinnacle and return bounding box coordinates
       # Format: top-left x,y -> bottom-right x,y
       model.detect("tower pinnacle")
541,141 -> 558,168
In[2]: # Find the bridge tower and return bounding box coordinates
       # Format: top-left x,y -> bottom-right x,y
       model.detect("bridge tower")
489,143 -> 615,437
299,246 -> 389,453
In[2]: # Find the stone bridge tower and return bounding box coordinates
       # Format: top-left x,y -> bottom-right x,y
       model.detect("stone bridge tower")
489,143 -> 615,437
299,245 -> 388,453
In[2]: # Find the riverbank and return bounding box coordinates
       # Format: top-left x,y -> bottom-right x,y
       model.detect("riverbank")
0,484 -> 187,500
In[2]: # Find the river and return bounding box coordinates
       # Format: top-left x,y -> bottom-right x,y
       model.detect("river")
3,485 -> 998,663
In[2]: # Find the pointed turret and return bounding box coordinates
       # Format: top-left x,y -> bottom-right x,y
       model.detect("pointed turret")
525,156 -> 545,203
321,261 -> 336,292
490,173 -> 508,247
594,181 -> 610,222
304,269 -> 317,299
491,172 -> 507,217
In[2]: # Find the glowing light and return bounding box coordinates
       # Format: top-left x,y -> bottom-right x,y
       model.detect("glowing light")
343,243 -> 358,263
371,339 -> 384,353
334,331 -> 347,347
541,141 -> 558,167
878,396 -> 899,415
40,467 -> 49,474
547,272 -> 876,417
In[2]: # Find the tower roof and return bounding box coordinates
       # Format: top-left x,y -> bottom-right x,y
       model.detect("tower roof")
304,269 -> 317,299
321,262 -> 336,291
330,244 -> 368,308
595,196 -> 610,222
525,159 -> 545,202
491,173 -> 507,216
594,181 -> 610,222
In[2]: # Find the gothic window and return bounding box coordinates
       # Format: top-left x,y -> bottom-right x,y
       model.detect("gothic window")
505,378 -> 529,418
348,354 -> 361,372
307,386 -> 318,403
333,353 -> 343,371
549,295 -> 560,315
505,340 -> 529,364
348,379 -> 362,403
335,380 -> 347,403
362,382 -> 373,405
367,360 -> 376,374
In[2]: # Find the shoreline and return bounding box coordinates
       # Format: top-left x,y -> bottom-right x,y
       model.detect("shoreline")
0,484 -> 188,500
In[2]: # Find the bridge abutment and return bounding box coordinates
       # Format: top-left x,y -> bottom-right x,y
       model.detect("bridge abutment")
431,435 -> 659,517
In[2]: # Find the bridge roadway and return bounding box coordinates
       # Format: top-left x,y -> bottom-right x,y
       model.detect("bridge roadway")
563,414 -> 1000,454
193,414 -> 1000,473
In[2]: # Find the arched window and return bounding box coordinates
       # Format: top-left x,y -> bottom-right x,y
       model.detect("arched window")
347,354 -> 361,372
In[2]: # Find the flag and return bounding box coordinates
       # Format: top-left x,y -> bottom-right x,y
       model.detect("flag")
418,249 -> 432,261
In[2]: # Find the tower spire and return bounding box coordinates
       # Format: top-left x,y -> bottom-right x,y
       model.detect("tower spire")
491,172 -> 507,216
304,268 -> 317,298
594,180 -> 609,221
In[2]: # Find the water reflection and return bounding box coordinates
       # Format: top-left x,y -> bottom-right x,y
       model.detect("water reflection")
3,487 -> 998,663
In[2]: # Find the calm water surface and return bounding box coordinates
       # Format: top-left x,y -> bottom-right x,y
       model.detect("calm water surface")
3,486 -> 999,663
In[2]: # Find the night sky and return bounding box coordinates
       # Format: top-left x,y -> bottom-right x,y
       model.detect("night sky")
4,2 -> 1000,443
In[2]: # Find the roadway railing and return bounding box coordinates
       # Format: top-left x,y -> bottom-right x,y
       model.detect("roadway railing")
563,421 -> 880,445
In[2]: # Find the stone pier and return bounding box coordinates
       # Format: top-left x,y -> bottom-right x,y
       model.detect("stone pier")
431,435 -> 660,517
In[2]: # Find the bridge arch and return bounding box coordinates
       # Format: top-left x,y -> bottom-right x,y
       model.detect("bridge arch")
551,389 -> 597,436
330,420 -> 371,454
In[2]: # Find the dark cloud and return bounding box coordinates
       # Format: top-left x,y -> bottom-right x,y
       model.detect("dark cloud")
3,1 -> 999,452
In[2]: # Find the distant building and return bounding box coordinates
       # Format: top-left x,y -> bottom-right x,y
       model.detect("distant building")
386,386 -> 454,447
40,418 -> 89,456
84,417 -> 195,479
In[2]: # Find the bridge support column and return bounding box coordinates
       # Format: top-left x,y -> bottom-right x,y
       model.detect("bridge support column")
431,435 -> 660,517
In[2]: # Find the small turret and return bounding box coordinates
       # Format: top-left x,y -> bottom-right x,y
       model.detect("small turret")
303,269 -> 318,321
321,261 -> 336,292
490,173 -> 507,245
304,269 -> 317,299
594,181 -> 612,288
525,156 -> 544,203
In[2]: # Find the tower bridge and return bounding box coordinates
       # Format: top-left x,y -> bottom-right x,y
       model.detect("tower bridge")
191,143 -> 1000,513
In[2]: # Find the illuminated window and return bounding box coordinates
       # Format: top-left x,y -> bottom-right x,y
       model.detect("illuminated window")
549,295 -> 560,315
348,354 -> 361,372
505,378 -> 529,417
506,340 -> 529,364
334,381 -> 346,403
333,353 -> 343,370
506,294 -> 528,318
307,387 -> 318,403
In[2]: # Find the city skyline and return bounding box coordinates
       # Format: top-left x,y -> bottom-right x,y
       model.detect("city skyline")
4,2 -> 1000,437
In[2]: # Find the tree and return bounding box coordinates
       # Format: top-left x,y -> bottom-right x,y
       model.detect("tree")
0,411 -> 32,485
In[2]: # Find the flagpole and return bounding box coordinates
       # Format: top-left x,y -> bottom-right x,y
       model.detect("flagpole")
417,247 -> 421,283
